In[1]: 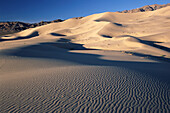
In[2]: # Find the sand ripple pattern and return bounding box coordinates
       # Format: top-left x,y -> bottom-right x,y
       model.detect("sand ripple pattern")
0,66 -> 169,113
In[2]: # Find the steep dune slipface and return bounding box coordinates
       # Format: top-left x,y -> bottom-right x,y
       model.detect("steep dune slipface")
2,6 -> 169,58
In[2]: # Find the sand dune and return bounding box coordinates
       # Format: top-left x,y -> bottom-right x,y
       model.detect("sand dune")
1,6 -> 170,58
0,6 -> 170,113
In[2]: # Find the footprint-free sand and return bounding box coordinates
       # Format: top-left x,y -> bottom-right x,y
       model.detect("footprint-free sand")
0,6 -> 170,113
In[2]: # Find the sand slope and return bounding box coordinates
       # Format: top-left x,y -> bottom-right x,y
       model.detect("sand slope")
1,6 -> 170,58
0,6 -> 170,113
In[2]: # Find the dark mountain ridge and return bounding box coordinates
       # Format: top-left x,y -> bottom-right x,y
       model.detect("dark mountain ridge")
0,19 -> 63,36
119,3 -> 170,13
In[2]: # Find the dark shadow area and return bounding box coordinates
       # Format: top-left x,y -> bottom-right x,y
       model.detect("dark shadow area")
124,51 -> 170,62
2,38 -> 170,85
121,35 -> 170,53
50,33 -> 66,37
57,38 -> 70,42
3,36 -> 10,37
94,20 -> 125,27
94,20 -> 101,22
0,31 -> 39,42
113,23 -> 123,27
143,41 -> 170,52
49,38 -> 96,50
51,38 -> 95,50
101,35 -> 112,38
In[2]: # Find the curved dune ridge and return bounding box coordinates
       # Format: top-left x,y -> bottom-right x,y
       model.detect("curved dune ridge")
1,6 -> 170,58
0,6 -> 170,113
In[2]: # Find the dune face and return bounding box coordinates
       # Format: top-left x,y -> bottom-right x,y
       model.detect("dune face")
0,5 -> 170,113
1,6 -> 170,58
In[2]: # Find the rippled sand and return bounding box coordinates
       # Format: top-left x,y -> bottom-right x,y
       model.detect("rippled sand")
0,6 -> 170,113
0,49 -> 169,112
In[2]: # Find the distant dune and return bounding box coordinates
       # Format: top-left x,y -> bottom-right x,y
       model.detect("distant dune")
1,5 -> 170,59
0,4 -> 170,113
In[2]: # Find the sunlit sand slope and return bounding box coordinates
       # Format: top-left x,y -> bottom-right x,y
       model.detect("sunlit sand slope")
1,6 -> 170,58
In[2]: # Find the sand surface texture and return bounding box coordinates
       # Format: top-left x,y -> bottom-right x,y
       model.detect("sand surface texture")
0,6 -> 170,113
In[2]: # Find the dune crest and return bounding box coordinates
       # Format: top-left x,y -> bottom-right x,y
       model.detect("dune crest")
2,6 -> 170,58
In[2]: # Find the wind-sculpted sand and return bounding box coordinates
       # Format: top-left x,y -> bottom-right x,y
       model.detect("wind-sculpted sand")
0,6 -> 170,113
0,54 -> 170,113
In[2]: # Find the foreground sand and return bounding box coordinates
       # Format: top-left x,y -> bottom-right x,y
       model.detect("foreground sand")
0,6 -> 170,113
0,38 -> 170,112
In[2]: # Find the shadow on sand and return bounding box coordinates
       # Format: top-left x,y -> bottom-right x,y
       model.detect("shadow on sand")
124,51 -> 170,62
122,35 -> 170,53
50,33 -> 66,37
3,38 -> 170,85
101,35 -> 112,38
0,31 -> 39,42
95,20 -> 125,27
